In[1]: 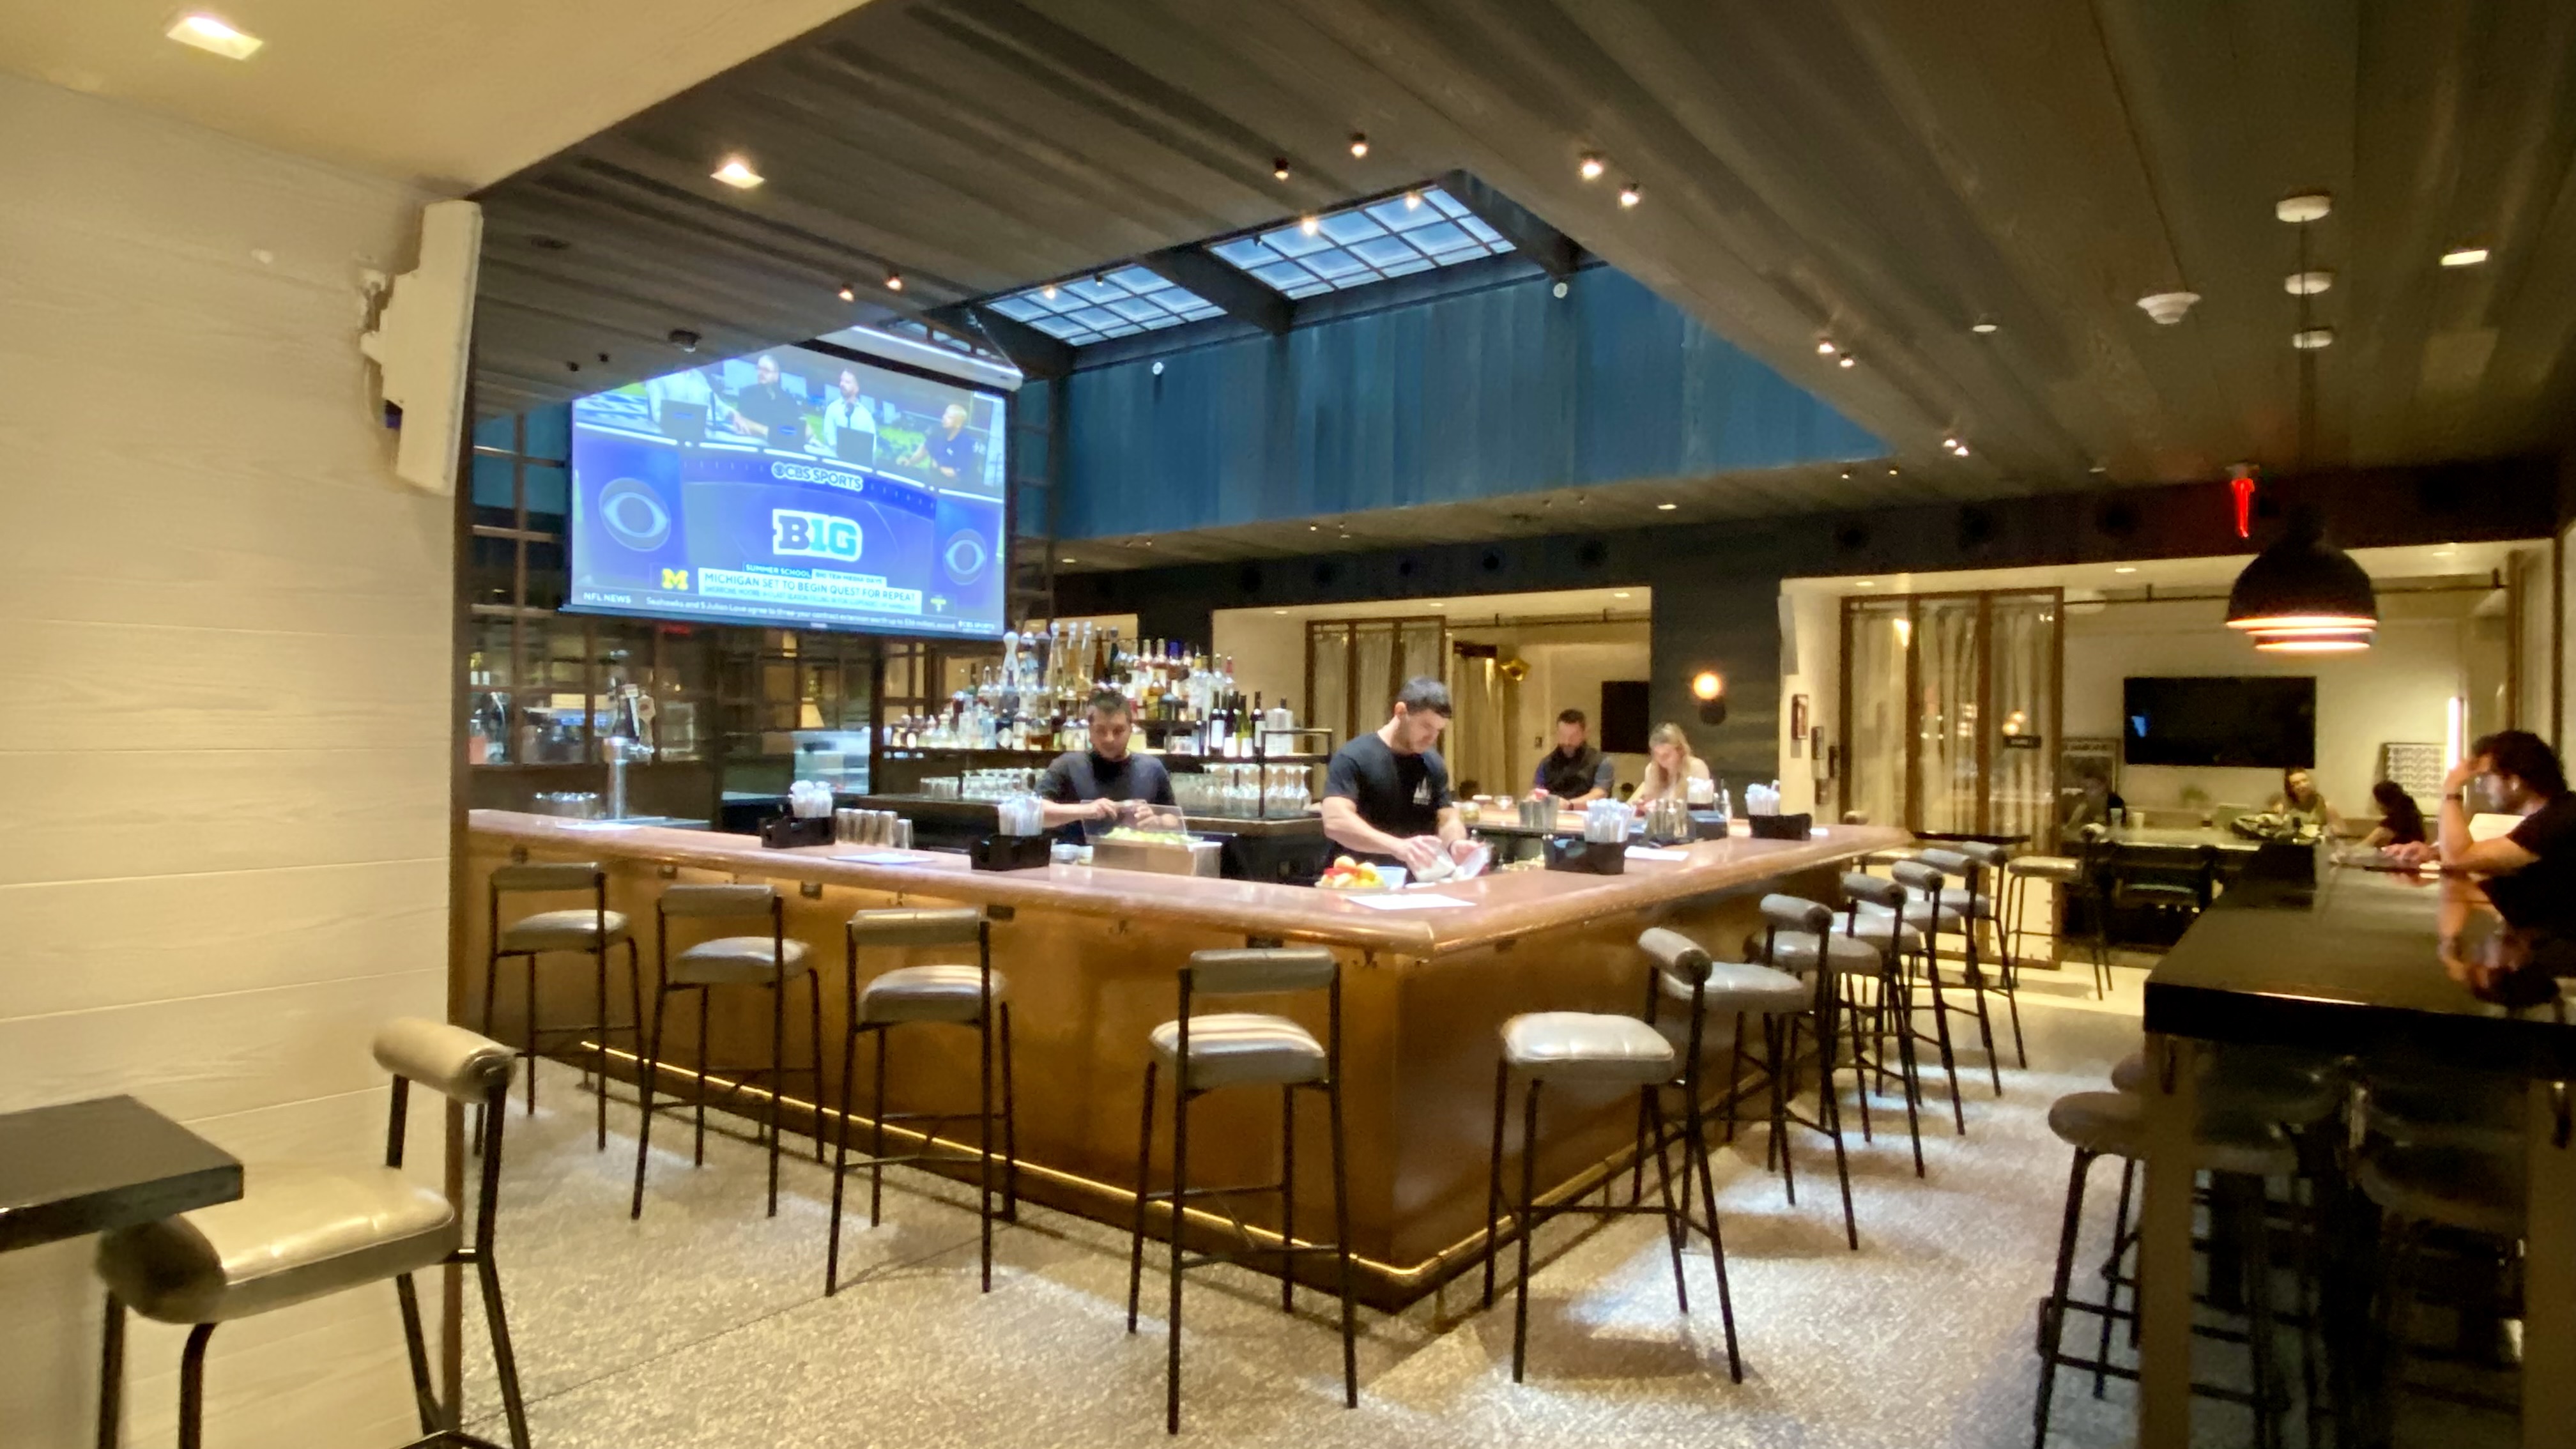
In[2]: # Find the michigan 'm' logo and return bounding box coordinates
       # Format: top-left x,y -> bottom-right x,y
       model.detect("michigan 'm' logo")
661,568 -> 689,590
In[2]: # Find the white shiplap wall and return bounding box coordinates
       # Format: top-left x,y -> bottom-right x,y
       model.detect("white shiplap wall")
0,72 -> 453,1448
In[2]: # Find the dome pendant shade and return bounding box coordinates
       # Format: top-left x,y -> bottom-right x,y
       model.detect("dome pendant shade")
2227,512 -> 2376,650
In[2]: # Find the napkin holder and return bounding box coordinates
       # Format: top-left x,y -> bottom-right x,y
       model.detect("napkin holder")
1544,837 -> 1627,875
971,833 -> 1054,872
759,816 -> 834,849
1745,813 -> 1813,841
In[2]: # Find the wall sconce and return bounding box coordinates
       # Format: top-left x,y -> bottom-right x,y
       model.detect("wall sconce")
1692,670 -> 1727,726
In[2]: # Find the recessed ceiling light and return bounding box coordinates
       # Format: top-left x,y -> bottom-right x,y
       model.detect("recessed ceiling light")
1839,471 -> 1852,480
2285,270 -> 2334,295
1579,155 -> 1606,181
2291,327 -> 2336,349
1404,190 -> 1422,210
1061,556 -> 1076,564
884,272 -> 903,292
1348,133 -> 1369,158
1041,284 -> 1057,300
2441,247 -> 2490,267
837,285 -> 855,302
1970,320 -> 1998,334
1274,609 -> 1289,615
1308,523 -> 1319,531
2275,192 -> 2333,224
712,157 -> 763,188
1942,437 -> 1960,450
167,13 -> 262,59
1300,215 -> 1321,236
1427,601 -> 1445,608
1273,158 -> 1291,181
1837,355 -> 1857,369
1952,444 -> 1969,457
1856,580 -> 1877,588
1887,467 -> 1899,476
1618,183 -> 1643,208
1816,340 -> 1837,355
1656,502 -> 1678,510
1613,591 -> 1633,599
2113,565 -> 2137,574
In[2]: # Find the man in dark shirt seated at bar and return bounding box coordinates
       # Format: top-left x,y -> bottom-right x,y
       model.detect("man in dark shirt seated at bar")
2390,730 -> 2576,977
1322,676 -> 1479,875
1531,709 -> 1614,804
1039,689 -> 1177,842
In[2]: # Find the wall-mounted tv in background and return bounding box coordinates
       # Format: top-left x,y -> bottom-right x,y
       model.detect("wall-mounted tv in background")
565,342 -> 1009,639
2122,676 -> 2316,768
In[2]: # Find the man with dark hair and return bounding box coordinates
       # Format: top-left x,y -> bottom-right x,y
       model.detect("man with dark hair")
2393,728 -> 2576,942
1039,688 -> 1176,839
1322,676 -> 1475,872
1531,707 -> 1614,804
730,353 -> 807,443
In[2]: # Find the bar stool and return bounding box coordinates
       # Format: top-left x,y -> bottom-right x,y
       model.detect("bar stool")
827,906 -> 1016,1294
2003,849 -> 2088,991
2358,1138 -> 2527,1429
95,1020 -> 528,1449
1487,928 -> 1742,1383
1625,925 -> 1809,1199
1835,873 -> 1951,1170
1124,946 -> 1354,1434
1917,845 -> 2025,1070
631,883 -> 822,1220
481,861 -> 641,1150
2032,1089 -> 2299,1448
1745,893 -> 1875,1250
1894,857 -> 2007,1093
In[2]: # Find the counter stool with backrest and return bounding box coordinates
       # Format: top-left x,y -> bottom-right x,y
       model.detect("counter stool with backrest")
482,860 -> 641,1151
1894,855 -> 2008,1092
2033,1088 -> 2300,1449
631,882 -> 821,1220
1624,924 -> 1810,1202
1916,845 -> 2025,1070
1486,930 -> 1743,1384
1125,946 -> 1354,1434
2003,847 -> 2088,992
1742,893 -> 1876,1250
1833,873 -> 1951,1171
2356,1135 -> 2526,1431
828,906 -> 1016,1295
95,1020 -> 528,1449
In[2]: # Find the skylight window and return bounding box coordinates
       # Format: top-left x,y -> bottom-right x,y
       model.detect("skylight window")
986,266 -> 1223,346
1208,187 -> 1511,298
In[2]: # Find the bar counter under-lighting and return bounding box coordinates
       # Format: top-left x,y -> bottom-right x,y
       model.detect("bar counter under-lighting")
468,809 -> 1900,1305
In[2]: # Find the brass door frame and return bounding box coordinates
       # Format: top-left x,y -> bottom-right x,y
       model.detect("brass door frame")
1838,587 -> 2063,838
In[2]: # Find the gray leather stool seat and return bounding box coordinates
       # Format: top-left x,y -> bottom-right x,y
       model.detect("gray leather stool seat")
2009,854 -> 2082,882
1659,960 -> 1808,1016
497,907 -> 630,952
2111,1050 -> 2149,1094
2365,1070 -> 2526,1154
670,934 -> 812,986
860,963 -> 1005,1025
1500,1011 -> 1675,1085
2108,1048 -> 2341,1128
1150,1012 -> 1327,1089
97,1165 -> 457,1324
2046,1091 -> 2297,1177
2358,1144 -> 2525,1238
1761,929 -> 1883,976
1846,899 -> 1954,952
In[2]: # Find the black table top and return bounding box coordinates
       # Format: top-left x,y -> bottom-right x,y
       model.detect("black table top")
0,1096 -> 243,1254
2143,864 -> 2576,1078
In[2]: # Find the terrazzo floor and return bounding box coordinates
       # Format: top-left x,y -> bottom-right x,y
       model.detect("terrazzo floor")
443,962 -> 2439,1448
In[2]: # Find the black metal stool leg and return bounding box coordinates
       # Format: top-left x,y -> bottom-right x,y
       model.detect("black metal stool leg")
869,1025 -> 889,1227
1481,1059 -> 1510,1308
1127,1060 -> 1157,1332
767,974 -> 785,1216
523,954 -> 540,1117
2033,1147 -> 2096,1449
693,988 -> 710,1168
176,1322 -> 216,1449
394,1273 -> 440,1433
594,941 -> 611,1150
1278,1084 -> 1297,1314
1510,1077 -> 1544,1384
96,1293 -> 123,1449
2096,1156 -> 2135,1393
978,995 -> 996,1292
1165,1075 -> 1192,1434
1000,1004 -> 1020,1218
1683,1089 -> 1744,1382
807,972 -> 826,1165
1328,1071 -> 1357,1409
478,1248 -> 535,1449
631,977 -> 670,1220
1644,1087 -> 1689,1312
827,1019 -> 861,1295
1919,941 -> 1968,1133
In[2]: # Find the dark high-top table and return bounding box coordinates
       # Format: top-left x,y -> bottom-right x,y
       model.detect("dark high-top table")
2135,862 -> 2576,1448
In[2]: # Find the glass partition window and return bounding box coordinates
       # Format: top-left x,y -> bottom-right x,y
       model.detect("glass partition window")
1305,616 -> 1450,742
1839,589 -> 2061,841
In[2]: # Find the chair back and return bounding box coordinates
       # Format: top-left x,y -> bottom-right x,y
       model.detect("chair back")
660,882 -> 778,919
848,906 -> 984,948
375,1018 -> 514,1105
492,861 -> 603,894
1637,926 -> 1712,985
1951,841 -> 2009,870
1915,847 -> 1974,877
1840,872 -> 1904,912
1187,946 -> 1337,997
1759,893 -> 1833,937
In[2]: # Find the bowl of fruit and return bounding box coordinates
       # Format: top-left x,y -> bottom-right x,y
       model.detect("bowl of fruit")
1316,856 -> 1407,892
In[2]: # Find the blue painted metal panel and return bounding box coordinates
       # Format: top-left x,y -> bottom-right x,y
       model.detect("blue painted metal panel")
1060,266 -> 1880,539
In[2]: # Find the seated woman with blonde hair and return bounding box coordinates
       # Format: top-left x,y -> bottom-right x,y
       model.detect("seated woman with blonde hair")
1631,722 -> 1712,805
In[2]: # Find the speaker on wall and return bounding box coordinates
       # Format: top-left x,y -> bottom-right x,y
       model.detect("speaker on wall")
358,198 -> 481,495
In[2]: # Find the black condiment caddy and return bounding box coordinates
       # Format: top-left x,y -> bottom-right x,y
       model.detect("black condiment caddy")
1542,836 -> 1627,875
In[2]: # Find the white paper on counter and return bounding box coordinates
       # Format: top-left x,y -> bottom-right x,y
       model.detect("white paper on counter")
1624,845 -> 1689,861
559,821 -> 640,832
832,852 -> 926,865
1347,893 -> 1476,912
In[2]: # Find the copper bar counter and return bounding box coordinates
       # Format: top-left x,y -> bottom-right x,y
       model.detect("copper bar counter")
466,809 -> 1903,1306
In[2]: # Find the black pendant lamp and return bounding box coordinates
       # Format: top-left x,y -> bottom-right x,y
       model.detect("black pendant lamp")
2226,506 -> 2376,652
2227,190 -> 2375,654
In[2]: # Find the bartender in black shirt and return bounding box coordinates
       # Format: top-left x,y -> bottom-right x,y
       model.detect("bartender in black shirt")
1321,676 -> 1477,873
1531,708 -> 1614,804
2394,730 -> 2576,976
1039,689 -> 1176,841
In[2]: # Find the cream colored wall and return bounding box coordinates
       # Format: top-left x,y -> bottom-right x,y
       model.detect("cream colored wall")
0,73 -> 452,1448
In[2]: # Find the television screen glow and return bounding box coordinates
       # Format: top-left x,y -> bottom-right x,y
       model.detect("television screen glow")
565,344 -> 1008,638
2122,676 -> 2316,769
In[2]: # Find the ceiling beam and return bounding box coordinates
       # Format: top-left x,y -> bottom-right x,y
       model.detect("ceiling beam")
1438,169 -> 1577,282
925,303 -> 1074,381
1135,245 -> 1291,335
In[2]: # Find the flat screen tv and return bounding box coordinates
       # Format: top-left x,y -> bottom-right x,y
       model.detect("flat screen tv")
565,342 -> 1009,639
2122,676 -> 2315,769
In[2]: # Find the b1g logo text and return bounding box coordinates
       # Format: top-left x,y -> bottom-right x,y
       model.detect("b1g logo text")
771,510 -> 862,562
